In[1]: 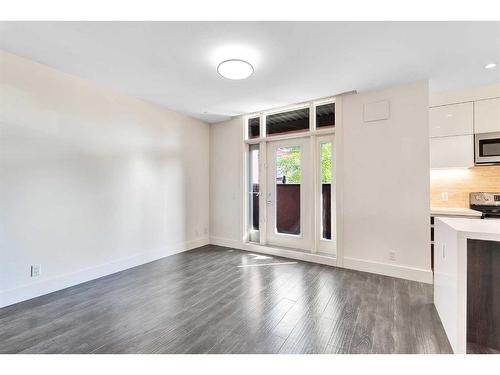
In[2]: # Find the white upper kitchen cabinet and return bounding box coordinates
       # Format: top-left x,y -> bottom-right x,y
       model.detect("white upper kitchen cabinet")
429,102 -> 473,138
430,135 -> 474,169
474,97 -> 500,134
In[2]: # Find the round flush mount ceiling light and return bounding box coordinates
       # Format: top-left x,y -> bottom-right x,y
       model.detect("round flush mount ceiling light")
485,63 -> 497,69
217,59 -> 254,80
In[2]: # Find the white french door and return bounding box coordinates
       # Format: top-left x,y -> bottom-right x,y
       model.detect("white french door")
266,137 -> 313,250
245,98 -> 337,257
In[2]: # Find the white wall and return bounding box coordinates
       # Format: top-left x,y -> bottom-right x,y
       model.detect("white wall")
209,117 -> 244,248
209,81 -> 432,283
340,81 -> 431,282
0,51 -> 210,307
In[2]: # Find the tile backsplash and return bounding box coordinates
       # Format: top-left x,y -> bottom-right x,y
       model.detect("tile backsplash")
430,166 -> 500,208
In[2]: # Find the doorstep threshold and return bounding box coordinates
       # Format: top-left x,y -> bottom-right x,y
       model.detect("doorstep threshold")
241,242 -> 337,267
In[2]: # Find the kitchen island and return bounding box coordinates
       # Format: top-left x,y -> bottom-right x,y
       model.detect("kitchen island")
430,207 -> 482,217
434,217 -> 500,354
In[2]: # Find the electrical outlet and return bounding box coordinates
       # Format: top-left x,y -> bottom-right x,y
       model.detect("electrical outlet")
31,264 -> 41,277
441,192 -> 449,201
389,251 -> 396,261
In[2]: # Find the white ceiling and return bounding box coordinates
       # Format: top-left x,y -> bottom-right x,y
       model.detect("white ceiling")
1,22 -> 499,123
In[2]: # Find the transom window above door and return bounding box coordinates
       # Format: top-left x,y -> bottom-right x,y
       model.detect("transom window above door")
246,99 -> 335,141
248,117 -> 260,139
266,108 -> 310,136
316,102 -> 335,128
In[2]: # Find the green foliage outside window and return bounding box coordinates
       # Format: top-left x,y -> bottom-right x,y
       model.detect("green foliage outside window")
321,142 -> 332,183
276,146 -> 301,183
276,143 -> 332,184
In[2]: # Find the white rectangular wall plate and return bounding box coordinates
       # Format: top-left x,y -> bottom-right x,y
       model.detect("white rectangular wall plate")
363,100 -> 390,122
30,264 -> 41,277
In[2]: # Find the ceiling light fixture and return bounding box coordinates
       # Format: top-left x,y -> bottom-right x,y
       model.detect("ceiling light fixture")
217,59 -> 254,80
485,63 -> 497,69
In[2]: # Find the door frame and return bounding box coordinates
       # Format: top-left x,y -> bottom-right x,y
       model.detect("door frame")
242,96 -> 341,265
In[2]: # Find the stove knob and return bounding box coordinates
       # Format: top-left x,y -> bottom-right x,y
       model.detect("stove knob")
475,194 -> 482,201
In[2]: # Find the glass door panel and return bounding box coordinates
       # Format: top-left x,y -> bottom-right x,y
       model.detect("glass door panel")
276,145 -> 301,235
266,138 -> 312,250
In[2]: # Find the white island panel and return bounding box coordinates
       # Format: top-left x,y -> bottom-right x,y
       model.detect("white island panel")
434,219 -> 461,352
434,217 -> 500,354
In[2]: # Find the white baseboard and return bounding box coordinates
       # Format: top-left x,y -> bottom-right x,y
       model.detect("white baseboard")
343,256 -> 433,284
0,237 -> 209,308
209,236 -> 243,249
209,237 -> 432,284
241,243 -> 338,267
210,237 -> 337,267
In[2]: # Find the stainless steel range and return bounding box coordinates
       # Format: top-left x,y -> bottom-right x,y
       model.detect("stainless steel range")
470,192 -> 500,218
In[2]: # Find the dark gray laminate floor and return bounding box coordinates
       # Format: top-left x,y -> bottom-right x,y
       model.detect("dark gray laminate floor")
0,245 -> 452,354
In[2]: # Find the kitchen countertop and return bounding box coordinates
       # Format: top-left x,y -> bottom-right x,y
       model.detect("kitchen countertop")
437,217 -> 500,241
430,207 -> 482,217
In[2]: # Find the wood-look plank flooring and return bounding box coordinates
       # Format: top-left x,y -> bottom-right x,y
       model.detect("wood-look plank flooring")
0,245 -> 452,354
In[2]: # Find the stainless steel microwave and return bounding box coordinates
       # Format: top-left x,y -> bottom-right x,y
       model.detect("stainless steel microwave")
475,132 -> 500,165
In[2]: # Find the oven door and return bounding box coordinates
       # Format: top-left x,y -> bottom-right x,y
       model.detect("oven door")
475,132 -> 500,164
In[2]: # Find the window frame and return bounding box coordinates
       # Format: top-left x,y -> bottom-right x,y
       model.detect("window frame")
245,97 -> 335,143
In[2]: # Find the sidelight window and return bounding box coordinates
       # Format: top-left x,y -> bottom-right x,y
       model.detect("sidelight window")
320,142 -> 332,240
248,144 -> 260,242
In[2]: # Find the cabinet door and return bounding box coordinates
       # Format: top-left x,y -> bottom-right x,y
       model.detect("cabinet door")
430,135 -> 474,169
474,98 -> 500,133
429,103 -> 473,137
